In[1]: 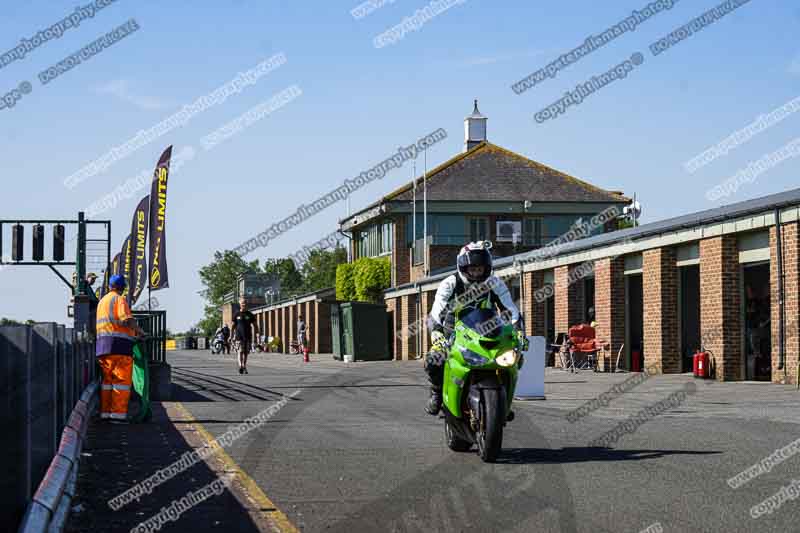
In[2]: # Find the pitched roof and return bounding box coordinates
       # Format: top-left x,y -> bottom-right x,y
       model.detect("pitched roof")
387,141 -> 628,204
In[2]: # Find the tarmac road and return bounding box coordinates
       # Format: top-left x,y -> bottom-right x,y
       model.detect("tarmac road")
95,349 -> 800,532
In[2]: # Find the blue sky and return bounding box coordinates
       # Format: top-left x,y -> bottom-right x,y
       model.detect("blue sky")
0,0 -> 798,331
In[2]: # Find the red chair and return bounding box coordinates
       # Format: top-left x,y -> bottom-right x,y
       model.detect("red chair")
568,324 -> 603,372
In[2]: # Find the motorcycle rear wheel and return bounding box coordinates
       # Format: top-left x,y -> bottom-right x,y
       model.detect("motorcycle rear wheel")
476,388 -> 504,463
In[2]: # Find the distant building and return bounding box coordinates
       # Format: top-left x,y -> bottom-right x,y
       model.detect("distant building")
338,100 -> 629,288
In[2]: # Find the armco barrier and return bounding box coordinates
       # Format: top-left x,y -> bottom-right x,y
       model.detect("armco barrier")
0,324 -> 96,531
17,378 -> 99,533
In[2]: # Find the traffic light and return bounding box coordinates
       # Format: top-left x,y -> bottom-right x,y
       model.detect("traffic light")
53,224 -> 65,262
32,224 -> 44,261
11,224 -> 23,261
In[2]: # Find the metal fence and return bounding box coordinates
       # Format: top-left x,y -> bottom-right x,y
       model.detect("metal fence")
0,323 -> 96,530
133,310 -> 167,364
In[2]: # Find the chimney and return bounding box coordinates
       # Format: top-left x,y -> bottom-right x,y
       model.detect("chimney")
464,99 -> 487,152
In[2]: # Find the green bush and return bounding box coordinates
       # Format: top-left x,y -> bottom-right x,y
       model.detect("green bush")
353,257 -> 391,303
336,262 -> 355,301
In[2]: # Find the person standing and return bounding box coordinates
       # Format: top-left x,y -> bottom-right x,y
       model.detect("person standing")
297,314 -> 307,352
232,297 -> 258,374
96,274 -> 145,422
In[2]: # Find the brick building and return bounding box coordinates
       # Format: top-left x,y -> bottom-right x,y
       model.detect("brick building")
339,101 -> 629,289
249,288 -> 336,354
385,188 -> 800,385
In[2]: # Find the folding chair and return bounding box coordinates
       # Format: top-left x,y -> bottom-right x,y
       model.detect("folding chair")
551,333 -> 573,372
568,324 -> 600,372
614,344 -> 628,372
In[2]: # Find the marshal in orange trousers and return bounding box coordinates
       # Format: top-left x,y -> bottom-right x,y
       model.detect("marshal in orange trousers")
98,354 -> 133,420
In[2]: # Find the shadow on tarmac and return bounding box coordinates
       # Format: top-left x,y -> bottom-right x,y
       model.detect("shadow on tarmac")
66,403 -> 263,533
497,446 -> 722,465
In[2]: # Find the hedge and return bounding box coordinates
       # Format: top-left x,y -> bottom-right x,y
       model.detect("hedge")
336,257 -> 390,303
336,262 -> 355,301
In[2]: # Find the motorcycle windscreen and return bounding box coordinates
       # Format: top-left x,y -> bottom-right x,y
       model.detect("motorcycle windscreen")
460,308 -> 504,338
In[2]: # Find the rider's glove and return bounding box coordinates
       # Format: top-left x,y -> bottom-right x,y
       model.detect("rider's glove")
430,330 -> 446,347
515,327 -> 529,352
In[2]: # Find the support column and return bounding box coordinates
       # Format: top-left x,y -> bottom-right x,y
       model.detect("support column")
400,294 -> 418,361
305,301 -> 315,352
269,310 -> 275,339
522,271 -> 547,338
700,235 -> 741,381
594,257 -> 625,372
420,289 -> 433,356
643,248 -> 680,373
281,307 -> 289,353
288,305 -> 296,347
554,264 -> 584,335
269,309 -> 275,338
386,298 -> 400,360
393,218 -> 410,287
317,302 -> 332,354
771,222 -> 799,384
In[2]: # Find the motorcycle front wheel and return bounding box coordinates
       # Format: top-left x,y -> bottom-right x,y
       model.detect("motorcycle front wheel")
445,418 -> 471,452
476,388 -> 504,463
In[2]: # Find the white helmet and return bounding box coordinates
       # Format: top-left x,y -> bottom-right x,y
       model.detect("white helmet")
457,241 -> 493,284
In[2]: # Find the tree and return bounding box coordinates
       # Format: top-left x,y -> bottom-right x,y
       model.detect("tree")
199,250 -> 260,305
263,258 -> 304,299
302,247 -> 347,294
197,250 -> 259,337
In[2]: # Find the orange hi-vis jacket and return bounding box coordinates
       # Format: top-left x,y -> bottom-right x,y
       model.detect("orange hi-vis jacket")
96,292 -> 137,357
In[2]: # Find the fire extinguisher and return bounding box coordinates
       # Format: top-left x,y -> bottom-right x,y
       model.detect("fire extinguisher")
694,350 -> 712,379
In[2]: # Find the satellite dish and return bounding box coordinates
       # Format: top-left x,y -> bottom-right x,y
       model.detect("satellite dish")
624,201 -> 642,220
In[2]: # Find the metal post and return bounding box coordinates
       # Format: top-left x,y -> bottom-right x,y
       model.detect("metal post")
423,148 -> 428,276
412,161 -> 416,264
76,212 -> 86,297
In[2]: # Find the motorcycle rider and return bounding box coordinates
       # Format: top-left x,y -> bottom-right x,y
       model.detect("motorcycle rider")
424,241 -> 525,415
212,325 -> 226,354
221,323 -> 231,354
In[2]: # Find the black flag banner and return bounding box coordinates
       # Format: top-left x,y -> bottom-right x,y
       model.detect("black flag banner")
111,252 -> 121,278
120,235 -> 132,300
129,195 -> 150,306
148,146 -> 172,291
100,264 -> 111,298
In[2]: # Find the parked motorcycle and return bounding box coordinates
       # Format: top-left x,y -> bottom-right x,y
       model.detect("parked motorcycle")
441,307 -> 523,463
211,333 -> 225,354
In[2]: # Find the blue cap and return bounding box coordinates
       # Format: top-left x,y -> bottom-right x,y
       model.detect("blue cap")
109,274 -> 126,289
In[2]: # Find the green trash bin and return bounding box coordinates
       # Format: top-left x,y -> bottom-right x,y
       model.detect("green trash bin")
333,302 -> 390,362
331,303 -> 343,361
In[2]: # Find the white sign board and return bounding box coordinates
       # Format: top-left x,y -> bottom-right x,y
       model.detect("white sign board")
515,336 -> 545,400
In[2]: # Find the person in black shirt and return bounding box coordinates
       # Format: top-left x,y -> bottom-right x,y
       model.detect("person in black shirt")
232,297 -> 258,374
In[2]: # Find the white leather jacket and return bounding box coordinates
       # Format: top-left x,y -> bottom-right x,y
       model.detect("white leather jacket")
428,274 -> 520,334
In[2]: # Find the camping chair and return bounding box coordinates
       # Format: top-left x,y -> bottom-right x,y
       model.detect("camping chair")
568,324 -> 601,372
614,344 -> 627,372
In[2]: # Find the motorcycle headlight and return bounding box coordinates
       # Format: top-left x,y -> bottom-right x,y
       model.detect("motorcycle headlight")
496,349 -> 518,368
460,347 -> 487,367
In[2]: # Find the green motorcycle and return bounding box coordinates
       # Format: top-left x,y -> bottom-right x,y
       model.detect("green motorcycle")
442,307 -> 523,462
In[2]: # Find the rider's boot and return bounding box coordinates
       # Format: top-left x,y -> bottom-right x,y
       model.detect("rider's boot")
425,386 -> 442,415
